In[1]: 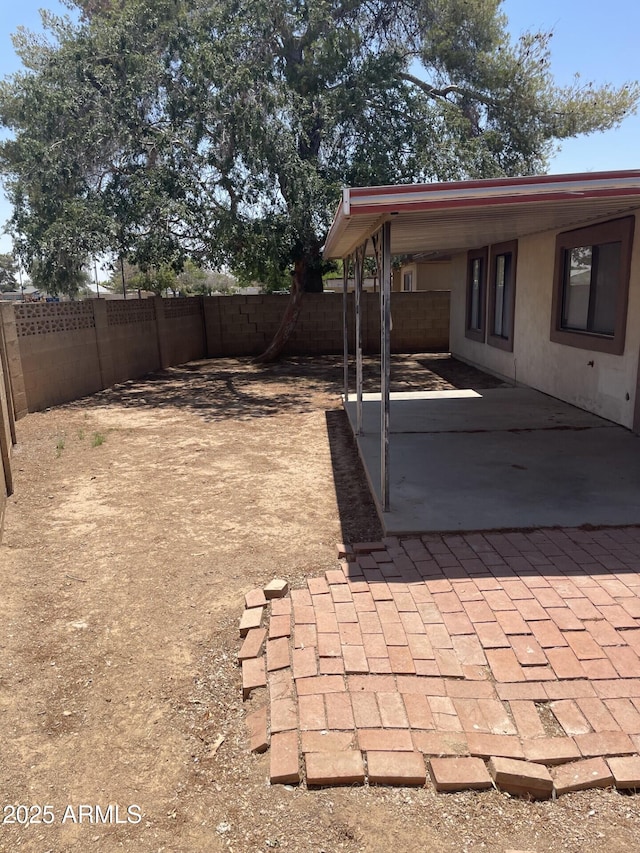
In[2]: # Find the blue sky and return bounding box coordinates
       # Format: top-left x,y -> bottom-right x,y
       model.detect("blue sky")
0,0 -> 639,255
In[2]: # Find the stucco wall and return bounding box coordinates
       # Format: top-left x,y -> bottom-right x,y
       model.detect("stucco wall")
450,210 -> 640,429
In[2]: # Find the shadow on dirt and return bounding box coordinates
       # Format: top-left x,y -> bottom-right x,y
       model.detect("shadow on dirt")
60,354 -> 499,424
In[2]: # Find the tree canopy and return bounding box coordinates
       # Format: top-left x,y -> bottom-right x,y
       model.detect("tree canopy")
1,0 -> 638,308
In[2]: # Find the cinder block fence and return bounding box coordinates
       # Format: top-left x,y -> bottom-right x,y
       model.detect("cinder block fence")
0,290 -> 450,416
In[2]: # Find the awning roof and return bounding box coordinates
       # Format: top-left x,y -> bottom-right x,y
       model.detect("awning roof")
323,170 -> 640,259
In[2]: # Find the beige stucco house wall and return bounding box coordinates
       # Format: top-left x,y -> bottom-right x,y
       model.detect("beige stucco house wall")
450,209 -> 640,430
396,260 -> 452,292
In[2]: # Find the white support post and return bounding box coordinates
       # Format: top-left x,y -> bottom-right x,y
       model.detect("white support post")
342,258 -> 349,401
381,221 -> 391,512
355,243 -> 365,435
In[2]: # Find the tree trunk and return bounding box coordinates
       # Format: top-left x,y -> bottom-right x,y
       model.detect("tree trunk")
255,253 -> 323,363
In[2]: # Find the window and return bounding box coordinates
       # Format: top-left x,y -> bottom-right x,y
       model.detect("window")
465,248 -> 487,342
487,240 -> 517,352
403,271 -> 413,292
550,216 -> 634,355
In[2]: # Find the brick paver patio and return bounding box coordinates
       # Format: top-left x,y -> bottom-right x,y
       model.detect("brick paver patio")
240,527 -> 640,796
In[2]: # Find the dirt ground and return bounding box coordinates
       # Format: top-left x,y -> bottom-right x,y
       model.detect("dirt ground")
0,354 -> 638,853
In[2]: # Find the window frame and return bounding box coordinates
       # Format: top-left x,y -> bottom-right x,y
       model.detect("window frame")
402,270 -> 413,292
487,240 -> 518,352
550,216 -> 634,356
465,248 -> 488,342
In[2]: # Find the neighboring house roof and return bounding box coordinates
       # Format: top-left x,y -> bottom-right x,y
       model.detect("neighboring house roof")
323,170 -> 640,259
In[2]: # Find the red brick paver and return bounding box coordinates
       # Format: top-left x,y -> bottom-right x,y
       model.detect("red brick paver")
241,527 -> 640,793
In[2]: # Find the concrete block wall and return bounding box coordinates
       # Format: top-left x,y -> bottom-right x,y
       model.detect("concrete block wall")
2,290 -> 449,414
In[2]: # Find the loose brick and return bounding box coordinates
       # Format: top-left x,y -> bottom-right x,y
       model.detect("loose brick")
523,737 -> 580,765
239,606 -> 263,637
352,691 -> 382,729
267,637 -> 291,673
293,623 -> 318,650
308,576 -> 331,596
528,620 -> 568,649
264,578 -> 289,599
581,658 -> 619,680
292,646 -> 318,680
242,657 -> 266,700
325,692 -> 355,729
604,697 -> 640,733
552,757 -> 614,795
594,678 -> 640,699
433,648 -> 463,678
343,644 -> 369,675
269,614 -> 291,639
357,728 -> 414,752
550,700 -> 592,736
412,731 -> 468,756
488,756 -> 553,799
544,680 -> 596,700
245,705 -> 268,753
605,645 -> 640,678
430,757 -> 492,792
389,646 -> 417,674
495,610 -> 531,636
325,569 -> 348,585
377,692 -> 409,728
563,630 -> 606,661
446,679 -> 495,699
596,605 -> 637,629
510,701 -> 546,740
381,621 -> 408,646
546,647 -> 586,680
575,697 -> 620,732
271,597 -> 292,617
238,627 -> 267,662
496,682 -> 548,702
486,648 -> 526,683
317,632 -> 341,658
466,732 -> 524,759
298,694 -> 326,731
245,588 -> 267,609
294,605 -> 316,624
319,656 -> 345,675
475,621 -> 511,649
270,696 -> 297,733
607,755 -> 640,789
510,635 -> 548,667
301,731 -> 354,753
478,698 -> 518,736
270,731 -> 300,784
296,675 -> 345,695
573,731 -> 636,757
305,750 -> 365,786
367,751 -> 426,786
269,668 -> 294,700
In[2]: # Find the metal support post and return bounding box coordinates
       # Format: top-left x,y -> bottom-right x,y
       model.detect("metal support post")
342,258 -> 349,401
380,221 -> 391,511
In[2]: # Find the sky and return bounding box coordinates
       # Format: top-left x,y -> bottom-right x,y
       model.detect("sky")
0,0 -> 639,259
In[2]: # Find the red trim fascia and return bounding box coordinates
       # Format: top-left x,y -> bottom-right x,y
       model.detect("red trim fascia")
350,187 -> 640,217
348,170 -> 640,200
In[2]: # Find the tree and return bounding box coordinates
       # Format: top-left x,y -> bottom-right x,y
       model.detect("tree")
1,0 -> 638,354
0,253 -> 19,292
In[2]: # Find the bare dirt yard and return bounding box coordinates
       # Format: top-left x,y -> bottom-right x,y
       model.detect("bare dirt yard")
1,354 -> 638,853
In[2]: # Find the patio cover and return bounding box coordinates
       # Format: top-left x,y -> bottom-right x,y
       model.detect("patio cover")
323,170 -> 640,260
323,170 -> 640,518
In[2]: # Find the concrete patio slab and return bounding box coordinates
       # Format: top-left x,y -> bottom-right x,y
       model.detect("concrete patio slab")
344,387 -> 640,534
241,527 -> 640,795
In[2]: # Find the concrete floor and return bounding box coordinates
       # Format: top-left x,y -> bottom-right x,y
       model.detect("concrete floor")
344,387 -> 640,534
